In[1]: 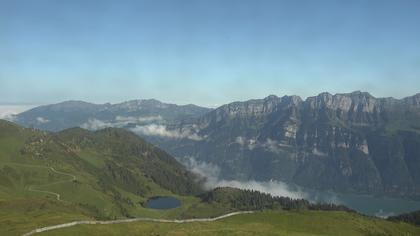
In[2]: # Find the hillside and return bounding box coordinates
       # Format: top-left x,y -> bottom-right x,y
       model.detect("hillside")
1,120 -> 419,235
36,211 -> 420,236
389,210 -> 420,226
199,187 -> 354,212
0,119 -> 204,235
0,119 -> 201,197
13,99 -> 211,131
156,91 -> 420,199
13,92 -> 420,199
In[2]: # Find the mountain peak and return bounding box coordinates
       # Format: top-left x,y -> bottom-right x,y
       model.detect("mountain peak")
339,91 -> 374,98
313,91 -> 374,99
306,91 -> 378,112
123,99 -> 163,105
318,91 -> 333,97
403,93 -> 420,107
264,95 -> 279,100
23,100 -> 104,114
113,99 -> 169,111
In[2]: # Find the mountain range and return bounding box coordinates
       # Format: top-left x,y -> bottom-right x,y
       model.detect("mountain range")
2,119 -> 420,235
13,99 -> 211,132
11,91 -> 420,199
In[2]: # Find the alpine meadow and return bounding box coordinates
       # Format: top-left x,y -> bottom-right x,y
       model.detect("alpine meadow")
1,0 -> 420,235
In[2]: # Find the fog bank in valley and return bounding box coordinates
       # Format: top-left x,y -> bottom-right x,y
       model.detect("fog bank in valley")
179,156 -> 420,218
180,156 -> 314,200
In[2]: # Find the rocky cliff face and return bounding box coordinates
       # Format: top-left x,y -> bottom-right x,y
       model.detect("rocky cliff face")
11,92 -> 420,199
157,92 -> 420,199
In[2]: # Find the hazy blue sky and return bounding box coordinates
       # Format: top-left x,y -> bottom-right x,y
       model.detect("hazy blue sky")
1,0 -> 420,106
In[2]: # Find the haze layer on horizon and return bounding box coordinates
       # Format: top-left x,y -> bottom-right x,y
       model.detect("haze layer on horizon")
1,0 -> 420,107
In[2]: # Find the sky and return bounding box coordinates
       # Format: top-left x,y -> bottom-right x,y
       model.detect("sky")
1,0 -> 420,107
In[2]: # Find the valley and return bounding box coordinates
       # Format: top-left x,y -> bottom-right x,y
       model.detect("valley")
12,92 -> 420,201
1,119 -> 420,235
4,1 -> 420,234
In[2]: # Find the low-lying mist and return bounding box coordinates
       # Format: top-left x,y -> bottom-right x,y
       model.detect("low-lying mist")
180,156 -> 338,202
179,156 -> 420,218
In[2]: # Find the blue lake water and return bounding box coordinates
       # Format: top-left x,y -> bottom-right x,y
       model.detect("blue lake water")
290,184 -> 420,217
214,179 -> 420,217
307,190 -> 420,217
145,196 -> 181,210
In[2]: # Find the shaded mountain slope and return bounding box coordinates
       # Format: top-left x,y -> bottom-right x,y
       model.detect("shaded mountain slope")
14,99 -> 211,131
156,92 -> 420,199
0,119 -> 202,220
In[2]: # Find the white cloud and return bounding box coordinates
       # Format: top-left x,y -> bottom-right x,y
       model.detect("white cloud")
180,156 -> 221,189
115,115 -> 162,123
0,105 -> 35,121
80,118 -> 203,141
130,124 -> 203,141
263,138 -> 280,153
248,139 -> 257,150
235,136 -> 246,146
81,116 -> 165,131
234,136 -> 257,150
179,156 -> 308,199
81,119 -> 113,130
312,147 -> 327,156
262,138 -> 292,153
36,117 -> 50,124
234,136 -> 290,153
374,209 -> 395,218
180,157 -> 406,216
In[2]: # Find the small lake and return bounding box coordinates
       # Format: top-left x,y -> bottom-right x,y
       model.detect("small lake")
145,196 -> 181,210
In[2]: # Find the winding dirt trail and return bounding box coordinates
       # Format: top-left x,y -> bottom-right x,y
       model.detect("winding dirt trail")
9,164 -> 254,235
6,163 -> 76,201
22,211 -> 255,236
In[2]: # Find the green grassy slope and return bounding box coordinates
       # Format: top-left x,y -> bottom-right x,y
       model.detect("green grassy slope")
389,210 -> 420,227
1,120 -> 419,236
40,211 -> 420,236
0,120 -> 208,235
0,199 -> 91,235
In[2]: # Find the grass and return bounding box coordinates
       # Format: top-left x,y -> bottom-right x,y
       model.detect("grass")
0,199 -> 91,236
38,210 -> 420,236
0,156 -> 228,235
1,120 -> 420,236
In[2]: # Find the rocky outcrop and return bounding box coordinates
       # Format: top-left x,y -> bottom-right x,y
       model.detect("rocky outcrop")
158,92 -> 420,199
11,92 -> 420,199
